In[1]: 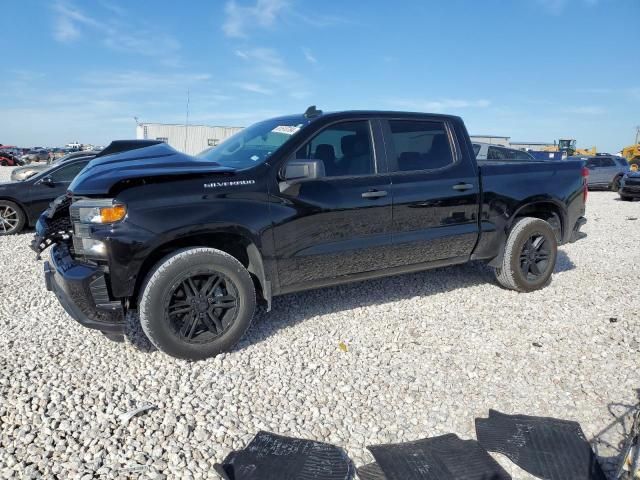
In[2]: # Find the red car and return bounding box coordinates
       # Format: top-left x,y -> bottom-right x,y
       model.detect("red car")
0,151 -> 21,166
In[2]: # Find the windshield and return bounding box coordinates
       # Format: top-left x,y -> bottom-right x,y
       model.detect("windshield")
197,116 -> 310,169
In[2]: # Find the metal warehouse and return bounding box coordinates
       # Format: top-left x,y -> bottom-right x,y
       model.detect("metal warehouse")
509,141 -> 556,151
135,122 -> 244,155
469,134 -> 511,146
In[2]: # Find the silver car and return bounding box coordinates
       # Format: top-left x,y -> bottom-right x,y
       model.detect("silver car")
11,151 -> 98,181
472,142 -> 536,161
569,155 -> 630,190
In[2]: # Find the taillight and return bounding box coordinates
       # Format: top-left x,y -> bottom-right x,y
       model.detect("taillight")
582,166 -> 589,202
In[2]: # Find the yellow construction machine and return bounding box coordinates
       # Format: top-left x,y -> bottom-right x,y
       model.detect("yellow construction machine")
621,138 -> 640,168
542,139 -> 597,157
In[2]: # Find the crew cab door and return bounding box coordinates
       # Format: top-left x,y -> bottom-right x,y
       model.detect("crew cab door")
271,119 -> 393,290
26,160 -> 90,220
381,118 -> 480,266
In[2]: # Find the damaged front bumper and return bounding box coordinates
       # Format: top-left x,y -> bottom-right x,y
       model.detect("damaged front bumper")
44,243 -> 125,334
33,196 -> 125,334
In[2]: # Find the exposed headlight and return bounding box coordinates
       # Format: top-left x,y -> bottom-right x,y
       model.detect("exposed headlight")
76,201 -> 126,224
81,238 -> 107,257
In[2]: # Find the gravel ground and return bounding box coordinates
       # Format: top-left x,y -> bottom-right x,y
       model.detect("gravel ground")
0,165 -> 638,479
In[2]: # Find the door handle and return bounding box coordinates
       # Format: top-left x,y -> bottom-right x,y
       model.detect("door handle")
452,183 -> 474,191
361,190 -> 388,199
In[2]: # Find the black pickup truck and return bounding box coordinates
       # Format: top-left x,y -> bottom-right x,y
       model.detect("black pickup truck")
33,108 -> 588,360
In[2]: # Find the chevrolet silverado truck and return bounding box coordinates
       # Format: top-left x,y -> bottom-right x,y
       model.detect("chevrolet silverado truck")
33,108 -> 588,360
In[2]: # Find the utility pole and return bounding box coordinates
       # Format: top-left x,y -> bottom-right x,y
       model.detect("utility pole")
635,126 -> 640,145
184,90 -> 190,152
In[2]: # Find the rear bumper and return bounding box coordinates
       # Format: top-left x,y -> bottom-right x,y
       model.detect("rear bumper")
44,244 -> 124,334
568,216 -> 587,243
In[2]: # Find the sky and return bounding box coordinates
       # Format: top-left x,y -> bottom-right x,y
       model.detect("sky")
0,0 -> 638,152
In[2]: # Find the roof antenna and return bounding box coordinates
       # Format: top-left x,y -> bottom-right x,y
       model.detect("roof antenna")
304,105 -> 322,118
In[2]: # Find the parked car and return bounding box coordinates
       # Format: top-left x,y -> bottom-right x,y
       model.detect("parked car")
567,155 -> 630,191
0,151 -> 24,167
472,142 -> 537,161
0,156 -> 93,235
21,149 -> 50,163
618,171 -> 640,201
33,110 -> 588,360
12,151 -> 98,181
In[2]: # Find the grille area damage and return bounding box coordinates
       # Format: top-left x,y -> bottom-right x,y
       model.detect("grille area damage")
31,194 -> 73,257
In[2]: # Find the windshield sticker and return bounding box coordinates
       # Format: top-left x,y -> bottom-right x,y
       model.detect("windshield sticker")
272,125 -> 300,135
204,179 -> 256,189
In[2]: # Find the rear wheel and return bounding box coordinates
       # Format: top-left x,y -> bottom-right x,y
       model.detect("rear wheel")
0,201 -> 26,235
0,160 -> 7,166
495,217 -> 558,292
620,195 -> 633,201
139,247 -> 256,360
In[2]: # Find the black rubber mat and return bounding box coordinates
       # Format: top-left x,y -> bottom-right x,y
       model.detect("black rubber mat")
475,410 -> 606,480
357,462 -> 387,480
365,433 -> 511,480
213,430 -> 355,480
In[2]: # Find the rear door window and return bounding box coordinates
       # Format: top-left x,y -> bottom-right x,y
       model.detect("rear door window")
386,120 -> 454,172
586,158 -> 600,169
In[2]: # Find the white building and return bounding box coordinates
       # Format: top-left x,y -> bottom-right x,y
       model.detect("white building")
136,123 -> 244,155
469,135 -> 510,146
509,141 -> 556,151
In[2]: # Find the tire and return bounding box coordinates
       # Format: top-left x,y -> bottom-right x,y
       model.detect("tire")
0,200 -> 26,235
101,332 -> 125,343
612,175 -> 622,192
139,247 -> 256,360
494,217 -> 558,292
620,195 -> 633,201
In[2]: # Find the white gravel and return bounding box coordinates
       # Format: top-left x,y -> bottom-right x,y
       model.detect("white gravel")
0,165 -> 638,479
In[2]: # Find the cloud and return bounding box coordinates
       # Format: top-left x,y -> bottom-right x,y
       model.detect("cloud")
51,1 -> 182,65
561,106 -> 605,115
234,47 -> 308,98
387,98 -> 491,112
222,0 -> 349,38
223,0 -> 289,38
629,88 -> 640,101
235,82 -> 273,95
533,0 -> 599,14
302,48 -> 317,64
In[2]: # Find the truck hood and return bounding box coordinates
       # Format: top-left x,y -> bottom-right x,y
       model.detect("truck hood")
625,171 -> 640,178
69,141 -> 235,195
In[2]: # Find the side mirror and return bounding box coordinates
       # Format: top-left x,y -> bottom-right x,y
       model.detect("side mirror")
282,160 -> 325,182
40,176 -> 55,186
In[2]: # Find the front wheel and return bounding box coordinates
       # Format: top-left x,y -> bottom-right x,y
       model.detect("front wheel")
139,247 -> 256,360
495,217 -> 558,292
0,201 -> 26,235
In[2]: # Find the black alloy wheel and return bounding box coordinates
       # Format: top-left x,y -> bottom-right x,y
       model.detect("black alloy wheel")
165,271 -> 239,344
518,234 -> 551,282
138,247 -> 256,360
